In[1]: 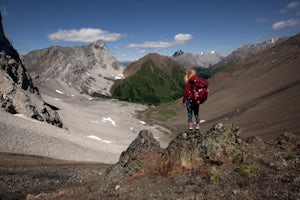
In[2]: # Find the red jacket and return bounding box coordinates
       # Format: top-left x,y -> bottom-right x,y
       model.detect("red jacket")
182,75 -> 199,103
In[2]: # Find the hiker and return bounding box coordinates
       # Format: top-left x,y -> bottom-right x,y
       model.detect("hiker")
182,68 -> 201,134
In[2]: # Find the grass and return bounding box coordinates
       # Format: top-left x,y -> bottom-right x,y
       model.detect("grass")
236,165 -> 258,177
204,167 -> 220,182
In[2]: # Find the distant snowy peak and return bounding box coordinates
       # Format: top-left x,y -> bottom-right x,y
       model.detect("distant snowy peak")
171,49 -> 222,68
172,49 -> 184,57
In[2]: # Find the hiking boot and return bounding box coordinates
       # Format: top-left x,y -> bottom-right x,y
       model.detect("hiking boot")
188,129 -> 193,134
195,129 -> 201,134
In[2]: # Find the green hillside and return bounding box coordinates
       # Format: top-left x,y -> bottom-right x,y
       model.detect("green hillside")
111,57 -> 185,105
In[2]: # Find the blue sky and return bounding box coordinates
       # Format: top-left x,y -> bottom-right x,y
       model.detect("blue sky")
1,0 -> 300,61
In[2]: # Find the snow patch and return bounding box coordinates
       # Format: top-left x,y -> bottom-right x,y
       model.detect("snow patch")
14,114 -> 41,123
113,73 -> 124,80
102,117 -> 116,126
54,98 -> 62,101
55,90 -> 64,94
139,120 -> 146,125
200,120 -> 206,123
87,135 -> 112,144
85,72 -> 92,76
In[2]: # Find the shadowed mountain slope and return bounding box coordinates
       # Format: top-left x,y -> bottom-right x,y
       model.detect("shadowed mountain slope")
137,33 -> 300,140
175,33 -> 300,139
199,33 -> 300,139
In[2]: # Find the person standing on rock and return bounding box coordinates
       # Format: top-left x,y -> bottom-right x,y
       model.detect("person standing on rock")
182,68 -> 201,134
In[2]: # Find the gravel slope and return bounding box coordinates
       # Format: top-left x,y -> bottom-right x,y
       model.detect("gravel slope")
0,83 -> 172,164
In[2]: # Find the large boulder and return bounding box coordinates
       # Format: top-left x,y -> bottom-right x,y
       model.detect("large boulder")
100,129 -> 161,191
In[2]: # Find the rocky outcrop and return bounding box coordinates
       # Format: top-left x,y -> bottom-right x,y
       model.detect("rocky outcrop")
100,123 -> 244,191
100,130 -> 161,191
98,124 -> 299,199
0,13 -> 63,127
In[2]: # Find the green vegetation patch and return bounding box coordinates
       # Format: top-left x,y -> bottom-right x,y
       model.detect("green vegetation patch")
111,60 -> 184,105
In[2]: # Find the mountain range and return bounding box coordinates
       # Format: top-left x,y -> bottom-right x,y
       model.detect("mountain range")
168,37 -> 286,73
171,49 -> 222,68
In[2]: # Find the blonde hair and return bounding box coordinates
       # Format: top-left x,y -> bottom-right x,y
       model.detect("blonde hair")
184,68 -> 196,83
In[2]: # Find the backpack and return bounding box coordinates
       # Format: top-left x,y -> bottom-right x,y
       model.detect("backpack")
189,76 -> 209,104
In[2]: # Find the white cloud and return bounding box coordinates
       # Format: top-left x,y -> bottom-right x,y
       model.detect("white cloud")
174,33 -> 193,43
127,41 -> 172,49
126,33 -> 193,50
280,1 -> 299,13
272,18 -> 300,29
48,28 -> 127,43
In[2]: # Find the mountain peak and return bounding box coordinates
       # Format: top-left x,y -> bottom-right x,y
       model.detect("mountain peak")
91,39 -> 108,50
172,50 -> 184,57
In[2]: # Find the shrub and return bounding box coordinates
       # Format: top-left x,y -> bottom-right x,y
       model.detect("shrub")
204,167 -> 220,182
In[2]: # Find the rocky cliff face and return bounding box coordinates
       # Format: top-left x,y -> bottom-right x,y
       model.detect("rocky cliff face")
0,13 -> 63,127
23,40 -> 125,96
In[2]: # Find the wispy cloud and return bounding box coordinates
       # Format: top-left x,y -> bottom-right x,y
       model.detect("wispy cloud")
280,1 -> 299,13
48,28 -> 127,43
255,18 -> 267,23
272,18 -> 300,29
126,33 -> 193,49
0,6 -> 8,16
